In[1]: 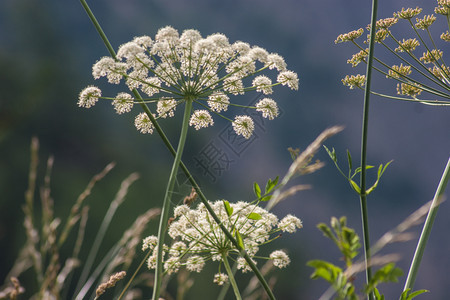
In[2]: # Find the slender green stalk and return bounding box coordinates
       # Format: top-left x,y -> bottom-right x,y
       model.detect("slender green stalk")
79,0 -> 116,57
152,99 -> 193,300
117,249 -> 153,300
217,262 -> 237,300
360,1 -> 377,299
79,2 -> 275,299
403,156 -> 450,294
222,253 -> 242,300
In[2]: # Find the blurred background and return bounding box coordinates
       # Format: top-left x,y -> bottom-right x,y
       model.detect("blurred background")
1,0 -> 449,298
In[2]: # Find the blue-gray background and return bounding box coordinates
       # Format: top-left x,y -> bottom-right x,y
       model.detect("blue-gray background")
1,0 -> 449,299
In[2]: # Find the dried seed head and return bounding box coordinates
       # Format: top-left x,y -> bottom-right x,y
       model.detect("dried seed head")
95,271 -> 127,299
394,7 -> 422,19
335,28 -> 364,43
395,38 -> 420,52
415,14 -> 437,29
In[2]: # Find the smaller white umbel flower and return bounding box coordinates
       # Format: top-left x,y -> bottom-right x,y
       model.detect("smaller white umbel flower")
79,26 -> 299,138
142,199 -> 302,285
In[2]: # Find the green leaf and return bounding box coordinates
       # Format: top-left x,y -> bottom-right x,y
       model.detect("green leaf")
330,216 -> 340,231
223,200 -> 233,217
247,212 -> 262,220
265,176 -> 279,194
253,182 -> 261,198
317,223 -> 335,240
366,263 -> 403,293
353,165 -> 375,177
373,288 -> 384,300
400,288 -> 429,300
366,160 -> 393,195
234,228 -> 245,249
323,145 -> 337,162
307,260 -> 342,283
347,149 -> 353,171
349,179 -> 361,194
260,195 -> 272,202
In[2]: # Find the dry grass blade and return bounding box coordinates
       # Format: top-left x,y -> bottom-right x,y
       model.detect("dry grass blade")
370,199 -> 439,256
58,162 -> 116,247
243,261 -> 277,300
286,126 -> 344,180
75,172 -> 142,297
103,208 -> 161,278
267,126 -> 344,210
273,184 -> 311,204
343,253 -> 402,279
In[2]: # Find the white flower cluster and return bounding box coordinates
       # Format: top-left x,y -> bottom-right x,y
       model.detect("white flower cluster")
79,26 -> 299,138
142,200 -> 302,284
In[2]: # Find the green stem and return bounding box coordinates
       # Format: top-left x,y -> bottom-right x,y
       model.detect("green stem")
118,249 -> 153,300
403,156 -> 450,294
360,0 -> 377,299
79,2 -> 274,299
79,0 -> 116,57
222,253 -> 242,300
217,262 -> 237,300
152,99 -> 193,300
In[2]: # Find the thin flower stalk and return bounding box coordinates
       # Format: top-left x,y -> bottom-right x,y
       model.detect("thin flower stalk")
152,99 -> 192,299
403,156 -> 450,293
222,254 -> 242,300
360,1 -> 378,299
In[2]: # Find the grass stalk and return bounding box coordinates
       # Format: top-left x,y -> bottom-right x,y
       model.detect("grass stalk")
403,156 -> 450,293
75,172 -> 139,295
360,0 -> 377,299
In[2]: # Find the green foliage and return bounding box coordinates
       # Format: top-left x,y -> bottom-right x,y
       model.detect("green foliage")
317,216 -> 361,267
247,212 -> 262,220
365,263 -> 403,294
400,288 -> 429,300
223,200 -> 233,217
253,176 -> 279,202
324,146 -> 392,195
373,288 -> 385,300
307,260 -> 357,300
309,217 -> 407,299
234,228 -> 245,249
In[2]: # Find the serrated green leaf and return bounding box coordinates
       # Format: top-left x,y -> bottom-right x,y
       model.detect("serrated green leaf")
323,145 -> 337,162
307,260 -> 342,283
253,182 -> 261,198
223,200 -> 233,217
247,212 -> 262,220
317,223 -> 334,239
366,263 -> 403,293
